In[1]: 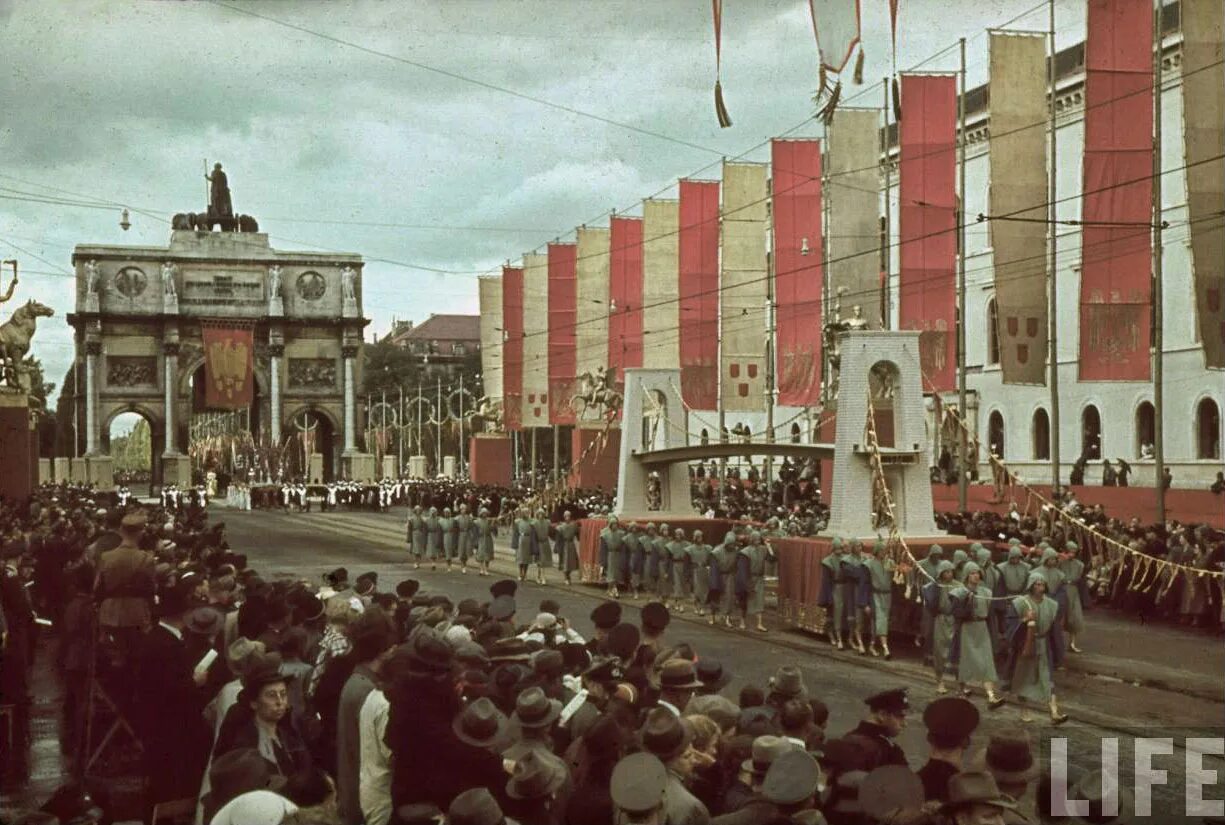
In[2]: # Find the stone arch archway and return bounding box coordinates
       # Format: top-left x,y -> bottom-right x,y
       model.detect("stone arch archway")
283,404 -> 340,481
101,403 -> 165,491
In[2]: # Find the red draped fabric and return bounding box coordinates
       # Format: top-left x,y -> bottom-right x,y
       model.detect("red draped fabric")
608,217 -> 644,383
679,179 -> 721,410
201,324 -> 254,410
547,243 -> 578,424
1079,0 -> 1153,380
771,139 -> 824,406
899,74 -> 958,393
502,266 -> 524,431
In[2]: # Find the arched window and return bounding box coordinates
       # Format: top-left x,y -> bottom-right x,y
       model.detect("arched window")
1082,405 -> 1102,460
1032,408 -> 1050,460
1135,402 -> 1155,459
986,297 -> 1000,366
988,410 -> 1005,458
1197,398 -> 1221,460
790,423 -> 802,444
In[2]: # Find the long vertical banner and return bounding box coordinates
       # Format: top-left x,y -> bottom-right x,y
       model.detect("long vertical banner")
826,108 -> 882,327
521,253 -> 549,427
501,266 -> 524,431
989,32 -> 1049,385
720,162 -> 769,412
478,276 -> 503,407
575,227 -> 611,423
1079,0 -> 1153,380
608,216 -> 644,386
1182,0 -> 1225,368
678,179 -> 721,410
642,199 -> 681,372
899,74 -> 958,393
771,139 -> 824,406
201,323 -> 254,409
547,242 -> 578,425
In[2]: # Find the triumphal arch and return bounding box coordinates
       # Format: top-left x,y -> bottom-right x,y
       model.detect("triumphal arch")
68,168 -> 375,488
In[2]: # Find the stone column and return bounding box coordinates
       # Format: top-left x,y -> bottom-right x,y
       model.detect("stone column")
163,342 -> 179,452
342,345 -> 358,453
84,341 -> 101,455
269,344 -> 284,446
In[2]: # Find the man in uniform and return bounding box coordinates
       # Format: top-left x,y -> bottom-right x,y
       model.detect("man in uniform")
841,687 -> 910,770
916,696 -> 979,803
586,601 -> 621,656
610,752 -> 668,824
95,510 -> 157,666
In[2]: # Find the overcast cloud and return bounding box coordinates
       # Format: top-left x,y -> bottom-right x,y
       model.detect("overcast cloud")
0,0 -> 1088,399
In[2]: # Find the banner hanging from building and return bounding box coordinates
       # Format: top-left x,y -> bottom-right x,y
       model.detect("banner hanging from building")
521,253 -> 550,428
1181,0 -> 1225,369
679,179 -> 721,410
547,242 -> 578,425
501,266 -> 524,431
478,276 -> 503,407
826,108 -> 882,328
989,31 -> 1049,385
1079,0 -> 1152,381
720,161 -> 769,412
608,216 -> 644,386
642,199 -> 681,372
201,322 -> 254,410
772,139 -> 825,407
575,227 -> 611,423
899,74 -> 958,393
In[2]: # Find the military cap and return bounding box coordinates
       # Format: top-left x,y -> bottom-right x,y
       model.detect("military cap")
590,600 -> 622,630
864,687 -> 909,714
923,696 -> 980,744
488,595 -> 516,621
640,601 -> 671,632
610,752 -> 668,815
762,749 -> 822,806
582,657 -> 625,684
489,578 -> 518,599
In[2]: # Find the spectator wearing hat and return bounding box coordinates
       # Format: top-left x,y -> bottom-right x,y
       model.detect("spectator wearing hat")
778,700 -> 816,751
214,652 -> 310,779
338,610 -> 399,825
657,658 -> 704,716
640,601 -> 670,652
278,627 -> 314,730
563,713 -> 628,825
448,788 -> 512,825
355,571 -> 379,606
760,749 -> 823,824
950,563 -> 1005,708
969,729 -> 1038,821
765,666 -> 807,712
95,510 -> 157,652
199,747 -> 286,824
942,771 -> 1021,825
917,697 -> 980,803
723,735 -> 797,815
587,601 -> 622,657
639,708 -> 711,824
505,687 -> 565,764
610,752 -> 668,824
841,688 -> 909,771
695,659 -> 732,697
505,750 -> 568,825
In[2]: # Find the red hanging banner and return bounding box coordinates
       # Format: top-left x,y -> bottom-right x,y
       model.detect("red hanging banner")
899,73 -> 958,393
547,243 -> 578,425
771,139 -> 824,407
201,323 -> 254,410
679,179 -> 721,410
608,216 -> 644,384
1079,0 -> 1153,381
502,265 -> 524,432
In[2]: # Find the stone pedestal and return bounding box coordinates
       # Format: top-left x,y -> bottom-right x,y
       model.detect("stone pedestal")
469,435 -> 512,485
408,455 -> 427,479
86,455 -> 114,488
308,453 -> 324,483
0,392 -> 34,502
70,457 -> 88,483
442,456 -> 457,479
38,458 -> 52,484
162,453 -> 192,488
381,455 -> 399,479
342,452 -> 376,481
269,296 -> 284,316
54,457 -> 70,483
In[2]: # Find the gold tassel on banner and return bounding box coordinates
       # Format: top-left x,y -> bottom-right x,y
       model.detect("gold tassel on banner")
853,47 -> 865,85
715,81 -> 733,128
819,81 -> 842,125
711,0 -> 732,129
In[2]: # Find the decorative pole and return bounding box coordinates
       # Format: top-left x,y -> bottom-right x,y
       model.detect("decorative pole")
1048,0 -> 1062,490
1152,0 -> 1166,520
957,37 -> 969,512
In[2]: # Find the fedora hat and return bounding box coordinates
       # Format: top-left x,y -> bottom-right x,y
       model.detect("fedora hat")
659,658 -> 704,691
506,751 -> 567,801
226,637 -> 267,678
943,771 -> 1021,815
972,729 -> 1039,784
639,708 -> 692,762
859,765 -> 925,821
452,697 -> 512,750
408,628 -> 454,674
447,788 -> 507,825
512,687 -> 562,730
184,606 -> 224,637
203,747 -> 286,815
695,658 -> 732,692
741,735 -> 797,777
239,653 -> 289,695
767,665 -> 806,698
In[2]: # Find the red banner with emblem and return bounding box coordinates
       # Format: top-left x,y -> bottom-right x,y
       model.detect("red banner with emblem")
679,179 -> 721,410
899,73 -> 958,393
771,139 -> 824,407
608,216 -> 644,386
1079,0 -> 1153,380
502,265 -> 524,431
547,243 -> 578,424
201,323 -> 254,410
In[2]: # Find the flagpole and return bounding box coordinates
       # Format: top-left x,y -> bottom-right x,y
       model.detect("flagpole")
381,388 -> 387,474
1152,0 -> 1166,521
957,37 -> 969,512
1048,0 -> 1062,490
459,375 -> 466,478
436,375 -> 443,476
882,77 -> 893,330
398,384 -> 404,475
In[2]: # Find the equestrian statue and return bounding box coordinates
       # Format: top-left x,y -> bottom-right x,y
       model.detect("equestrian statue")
0,299 -> 54,389
570,365 -> 623,420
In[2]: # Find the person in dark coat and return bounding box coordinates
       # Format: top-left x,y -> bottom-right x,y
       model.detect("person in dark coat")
213,652 -> 312,779
840,688 -> 909,771
916,696 -> 979,803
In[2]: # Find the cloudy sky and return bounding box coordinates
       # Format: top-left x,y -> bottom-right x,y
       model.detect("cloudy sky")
1,0 -> 1089,401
